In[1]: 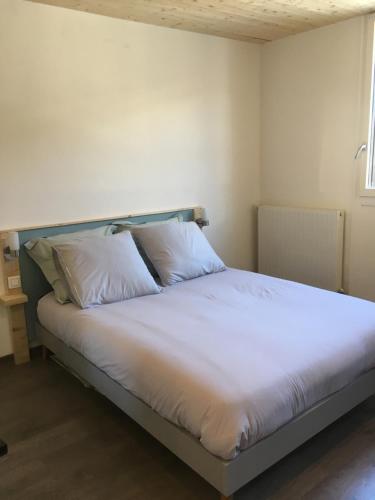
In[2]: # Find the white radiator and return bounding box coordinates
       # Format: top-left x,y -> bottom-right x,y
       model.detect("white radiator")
258,205 -> 344,291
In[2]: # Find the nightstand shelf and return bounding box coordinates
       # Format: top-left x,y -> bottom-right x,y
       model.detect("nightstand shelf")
0,293 -> 28,307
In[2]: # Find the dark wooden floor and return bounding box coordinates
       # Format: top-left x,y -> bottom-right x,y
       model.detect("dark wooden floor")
1,353 -> 375,500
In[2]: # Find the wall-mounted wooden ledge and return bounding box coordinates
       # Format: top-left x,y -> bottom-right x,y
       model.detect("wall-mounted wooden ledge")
0,293 -> 28,307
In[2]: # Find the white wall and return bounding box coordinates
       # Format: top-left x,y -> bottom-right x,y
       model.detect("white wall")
0,0 -> 261,356
261,16 -> 375,301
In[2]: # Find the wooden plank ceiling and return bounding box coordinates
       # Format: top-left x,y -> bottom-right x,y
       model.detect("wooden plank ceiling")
28,0 -> 375,43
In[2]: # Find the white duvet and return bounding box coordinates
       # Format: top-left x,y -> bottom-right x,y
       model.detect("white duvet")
38,269 -> 375,460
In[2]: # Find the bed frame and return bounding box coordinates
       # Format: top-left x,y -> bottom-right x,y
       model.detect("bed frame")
14,208 -> 375,499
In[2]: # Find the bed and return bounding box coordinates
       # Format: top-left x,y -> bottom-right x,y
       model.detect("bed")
17,209 -> 375,499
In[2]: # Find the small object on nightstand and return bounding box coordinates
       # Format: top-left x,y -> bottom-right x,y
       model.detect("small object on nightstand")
0,439 -> 7,457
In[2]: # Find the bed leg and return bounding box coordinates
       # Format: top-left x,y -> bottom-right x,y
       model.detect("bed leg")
42,345 -> 48,361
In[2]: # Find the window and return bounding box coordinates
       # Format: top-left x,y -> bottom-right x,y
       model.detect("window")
359,16 -> 375,196
365,35 -> 375,190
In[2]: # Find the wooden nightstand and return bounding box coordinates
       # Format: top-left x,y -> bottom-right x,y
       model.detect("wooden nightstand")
0,293 -> 30,365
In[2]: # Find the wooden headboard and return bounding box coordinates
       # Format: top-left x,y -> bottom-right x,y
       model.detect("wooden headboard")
15,208 -> 195,344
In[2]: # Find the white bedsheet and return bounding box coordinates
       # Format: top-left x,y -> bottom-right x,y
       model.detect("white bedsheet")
38,269 -> 375,460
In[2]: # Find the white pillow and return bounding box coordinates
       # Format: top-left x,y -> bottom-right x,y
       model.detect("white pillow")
53,232 -> 161,308
133,221 -> 226,286
25,225 -> 115,304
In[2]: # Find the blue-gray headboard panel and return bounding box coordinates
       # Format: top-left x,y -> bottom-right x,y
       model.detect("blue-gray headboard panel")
18,209 -> 194,344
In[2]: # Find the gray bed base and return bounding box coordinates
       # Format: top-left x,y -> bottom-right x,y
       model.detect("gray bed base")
38,323 -> 375,498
